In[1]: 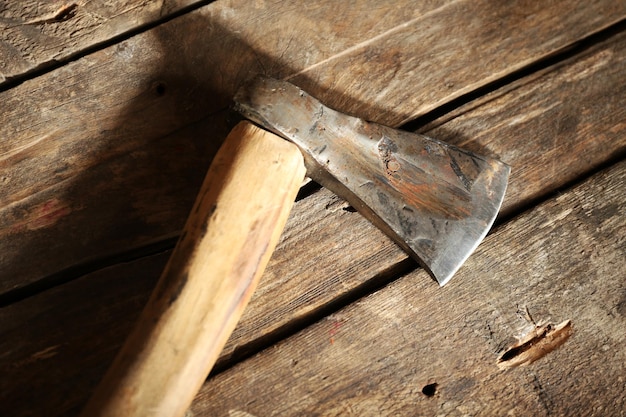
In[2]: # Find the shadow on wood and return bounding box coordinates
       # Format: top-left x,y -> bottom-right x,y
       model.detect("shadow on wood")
0,11 -> 363,416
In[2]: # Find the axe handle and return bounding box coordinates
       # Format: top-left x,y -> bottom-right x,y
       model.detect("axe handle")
80,121 -> 306,417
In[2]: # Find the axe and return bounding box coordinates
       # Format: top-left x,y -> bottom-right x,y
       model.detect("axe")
80,76 -> 509,417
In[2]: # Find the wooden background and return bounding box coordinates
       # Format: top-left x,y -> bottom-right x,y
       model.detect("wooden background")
1,1 -> 625,416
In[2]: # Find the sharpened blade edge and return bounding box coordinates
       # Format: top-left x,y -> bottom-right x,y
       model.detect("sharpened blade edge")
429,161 -> 510,286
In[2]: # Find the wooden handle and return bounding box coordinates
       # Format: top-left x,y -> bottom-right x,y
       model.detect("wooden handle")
80,121 -> 306,417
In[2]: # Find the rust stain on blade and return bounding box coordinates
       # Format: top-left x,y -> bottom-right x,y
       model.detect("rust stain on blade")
376,134 -> 472,220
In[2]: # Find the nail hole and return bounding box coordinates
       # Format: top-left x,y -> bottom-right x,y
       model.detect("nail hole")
422,382 -> 438,397
155,82 -> 166,96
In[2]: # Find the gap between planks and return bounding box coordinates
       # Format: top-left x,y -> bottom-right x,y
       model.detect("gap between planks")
402,16 -> 626,131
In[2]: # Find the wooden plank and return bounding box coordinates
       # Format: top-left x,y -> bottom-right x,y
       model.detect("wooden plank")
290,0 -> 626,125
425,31 -> 626,216
0,0 -> 447,87
0,255 -> 167,417
1,0 -> 624,295
1,21 -> 626,417
192,160 -> 626,416
0,0 -> 191,84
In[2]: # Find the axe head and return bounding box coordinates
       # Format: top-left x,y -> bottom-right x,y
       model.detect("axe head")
235,76 -> 509,286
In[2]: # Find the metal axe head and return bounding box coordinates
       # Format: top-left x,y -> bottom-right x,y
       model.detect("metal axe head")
234,76 -> 509,286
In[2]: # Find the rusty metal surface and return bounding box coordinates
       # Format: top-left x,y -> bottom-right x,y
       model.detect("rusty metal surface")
235,76 -> 509,285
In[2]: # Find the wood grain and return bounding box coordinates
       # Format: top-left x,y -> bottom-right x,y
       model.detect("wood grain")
0,0 -> 448,87
192,160 -> 626,417
425,28 -> 626,216
1,15 -> 626,417
290,0 -> 626,125
0,254 -> 167,417
1,0 -> 624,296
0,0 -> 190,84
2,1 -> 626,416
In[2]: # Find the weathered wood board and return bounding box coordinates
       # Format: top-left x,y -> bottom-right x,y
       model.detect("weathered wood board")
0,254 -> 169,417
425,28 -> 626,216
1,0 -> 625,297
193,160 -> 626,417
1,9 -> 625,417
1,1 -> 626,416
289,0 -> 626,125
0,0 -> 448,86
0,0 -> 191,84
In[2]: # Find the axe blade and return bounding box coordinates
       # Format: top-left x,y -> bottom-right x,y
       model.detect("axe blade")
235,76 -> 509,286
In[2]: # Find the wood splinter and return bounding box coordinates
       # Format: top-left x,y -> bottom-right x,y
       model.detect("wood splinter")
496,307 -> 573,369
4,3 -> 78,28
